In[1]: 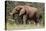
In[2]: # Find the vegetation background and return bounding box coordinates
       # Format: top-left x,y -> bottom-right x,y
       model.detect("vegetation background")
5,1 -> 45,30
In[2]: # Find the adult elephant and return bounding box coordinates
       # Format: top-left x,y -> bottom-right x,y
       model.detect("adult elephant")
10,5 -> 40,26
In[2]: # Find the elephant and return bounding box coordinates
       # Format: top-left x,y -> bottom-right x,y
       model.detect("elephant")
10,5 -> 40,26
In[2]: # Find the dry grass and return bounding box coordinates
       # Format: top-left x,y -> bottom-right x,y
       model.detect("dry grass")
6,22 -> 44,30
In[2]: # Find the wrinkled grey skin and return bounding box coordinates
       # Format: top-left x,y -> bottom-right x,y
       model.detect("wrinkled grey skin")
10,5 -> 40,26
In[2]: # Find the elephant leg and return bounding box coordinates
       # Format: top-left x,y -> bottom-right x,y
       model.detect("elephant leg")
23,15 -> 27,24
26,19 -> 31,24
26,17 -> 29,24
34,15 -> 40,27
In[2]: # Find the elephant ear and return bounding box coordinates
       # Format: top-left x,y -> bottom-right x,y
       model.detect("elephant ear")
19,8 -> 25,16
